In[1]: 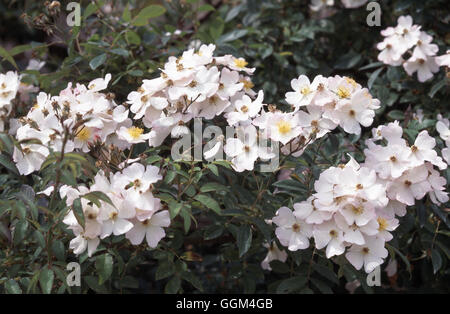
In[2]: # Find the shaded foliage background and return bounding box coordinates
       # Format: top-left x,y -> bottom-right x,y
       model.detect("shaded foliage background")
0,0 -> 449,294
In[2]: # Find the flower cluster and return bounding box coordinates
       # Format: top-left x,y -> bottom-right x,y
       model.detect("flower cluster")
282,74 -> 380,153
364,121 -> 448,206
377,15 -> 448,82
126,43 -> 256,148
223,74 -> 380,172
271,121 -> 448,273
12,74 -> 132,175
60,162 -> 169,257
0,71 -> 20,132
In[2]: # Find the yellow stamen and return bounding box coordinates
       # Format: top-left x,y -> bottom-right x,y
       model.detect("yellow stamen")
345,77 -> 357,88
234,58 -> 248,68
241,79 -> 254,90
337,86 -> 351,99
300,86 -> 312,95
277,120 -> 292,135
76,127 -> 91,142
127,127 -> 144,140
377,217 -> 388,231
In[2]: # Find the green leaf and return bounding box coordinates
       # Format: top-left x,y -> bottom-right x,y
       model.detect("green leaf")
82,191 -> 115,208
169,201 -> 183,219
0,154 -> 19,175
89,53 -> 107,70
194,194 -> 221,215
96,253 -> 114,285
236,225 -> 252,257
132,5 -> 166,26
122,5 -> 131,22
203,225 -> 224,240
310,277 -> 333,294
335,51 -> 361,70
217,29 -> 248,44
84,276 -> 108,293
200,182 -> 227,193
83,2 -> 98,19
272,179 -> 307,193
225,4 -> 243,22
4,279 -> 22,294
52,240 -> 66,261
312,263 -> 339,284
429,79 -> 446,98
431,249 -> 442,274
198,4 -> 215,12
13,220 -> 29,246
125,30 -> 141,45
181,271 -> 203,292
110,48 -> 129,57
33,230 -> 46,248
165,275 -> 181,294
72,198 -> 85,229
359,62 -> 383,71
180,207 -> 192,234
206,164 -> 219,176
276,276 -> 307,293
209,17 -> 225,40
39,267 -> 54,294
368,67 -> 384,89
164,170 -> 177,184
8,44 -> 32,56
155,261 -> 175,280
0,133 -> 15,154
387,110 -> 404,121
0,46 -> 17,69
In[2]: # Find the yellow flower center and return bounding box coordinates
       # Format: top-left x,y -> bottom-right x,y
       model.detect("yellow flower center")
76,127 -> 91,142
351,205 -> 364,215
241,79 -> 254,89
337,86 -> 351,99
300,86 -> 312,95
109,212 -> 118,220
127,127 -> 144,140
344,77 -> 357,88
377,217 -> 388,231
234,58 -> 248,68
277,120 -> 292,135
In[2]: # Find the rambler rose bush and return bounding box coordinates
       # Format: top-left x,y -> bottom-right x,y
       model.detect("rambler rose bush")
0,0 -> 448,294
